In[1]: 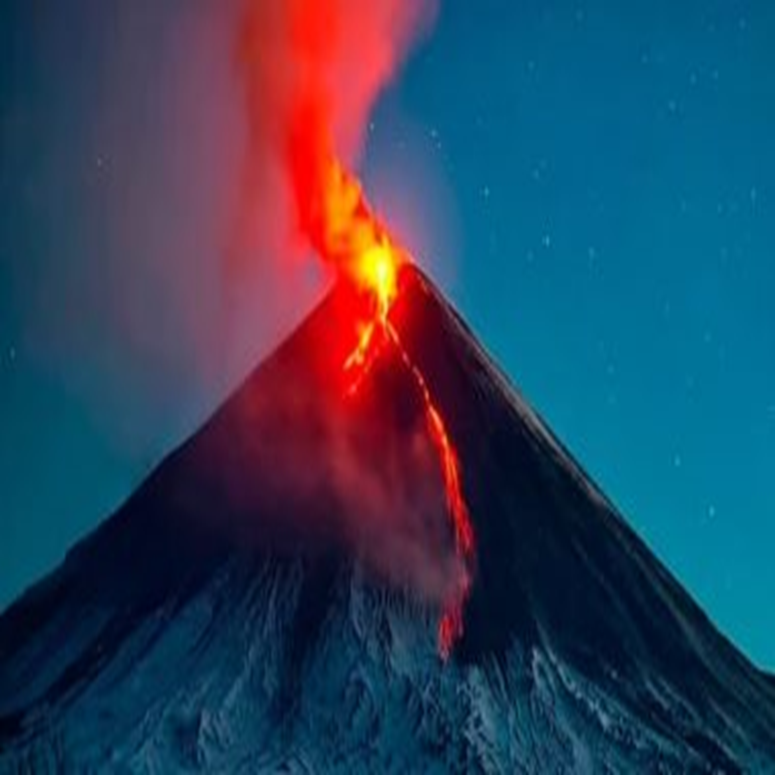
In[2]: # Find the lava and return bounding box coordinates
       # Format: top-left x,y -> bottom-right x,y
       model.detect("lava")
330,167 -> 475,657
287,117 -> 476,657
384,319 -> 474,658
236,0 -> 474,656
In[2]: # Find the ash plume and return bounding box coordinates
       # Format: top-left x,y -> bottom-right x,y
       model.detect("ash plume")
227,0 -> 462,607
232,0 -> 437,274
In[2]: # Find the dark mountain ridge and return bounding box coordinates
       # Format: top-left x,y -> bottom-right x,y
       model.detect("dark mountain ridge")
1,265 -> 773,772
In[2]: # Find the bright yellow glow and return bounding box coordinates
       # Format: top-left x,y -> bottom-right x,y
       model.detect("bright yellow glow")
357,241 -> 398,322
321,157 -> 474,659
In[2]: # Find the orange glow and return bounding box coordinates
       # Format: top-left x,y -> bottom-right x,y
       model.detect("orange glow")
357,242 -> 398,321
236,0 -> 468,655
315,152 -> 475,657
300,159 -> 404,303
385,321 -> 475,658
342,237 -> 399,377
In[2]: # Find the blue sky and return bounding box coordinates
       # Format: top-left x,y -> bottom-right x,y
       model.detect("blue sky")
1,0 -> 774,669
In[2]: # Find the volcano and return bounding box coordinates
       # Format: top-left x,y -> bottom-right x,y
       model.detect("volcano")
1,265 -> 774,773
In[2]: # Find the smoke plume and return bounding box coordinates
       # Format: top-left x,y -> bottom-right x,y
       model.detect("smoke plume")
226,0 -> 462,606
233,0 -> 437,275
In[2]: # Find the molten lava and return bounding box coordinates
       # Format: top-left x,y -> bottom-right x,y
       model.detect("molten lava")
315,158 -> 476,657
236,0 -> 473,657
385,323 -> 474,658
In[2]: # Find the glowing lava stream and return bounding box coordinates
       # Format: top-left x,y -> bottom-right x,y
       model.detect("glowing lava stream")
235,0 -> 474,657
298,158 -> 474,656
342,242 -> 475,659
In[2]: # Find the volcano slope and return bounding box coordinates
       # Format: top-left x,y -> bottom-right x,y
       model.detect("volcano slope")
1,266 -> 774,773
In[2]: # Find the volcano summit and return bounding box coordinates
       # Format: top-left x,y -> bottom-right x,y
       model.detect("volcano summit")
1,266 -> 775,773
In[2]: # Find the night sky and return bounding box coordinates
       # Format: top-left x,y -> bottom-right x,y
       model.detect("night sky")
1,0 -> 774,670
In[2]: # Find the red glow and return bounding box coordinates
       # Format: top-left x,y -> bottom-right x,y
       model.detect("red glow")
327,173 -> 474,657
238,0 -> 473,656
385,319 -> 474,658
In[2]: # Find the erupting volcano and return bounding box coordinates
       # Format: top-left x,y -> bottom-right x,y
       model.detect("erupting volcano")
4,263 -> 775,771
3,0 -> 775,771
236,0 -> 477,656
301,158 -> 475,657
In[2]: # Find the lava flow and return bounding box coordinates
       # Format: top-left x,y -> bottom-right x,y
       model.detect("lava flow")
236,0 -> 474,656
314,160 -> 475,658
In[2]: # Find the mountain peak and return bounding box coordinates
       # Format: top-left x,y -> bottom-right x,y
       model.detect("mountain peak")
2,267 -> 774,771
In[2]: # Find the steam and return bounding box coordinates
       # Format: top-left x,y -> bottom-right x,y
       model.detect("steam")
233,0 -> 437,271
326,400 -> 467,607
3,0 -> 298,461
227,0 -> 462,607
1,0 -> 456,610
201,366 -> 466,609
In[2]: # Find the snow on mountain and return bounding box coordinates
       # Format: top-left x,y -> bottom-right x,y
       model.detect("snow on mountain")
1,266 -> 774,773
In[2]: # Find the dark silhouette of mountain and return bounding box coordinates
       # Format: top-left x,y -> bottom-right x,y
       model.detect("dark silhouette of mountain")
1,266 -> 774,772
